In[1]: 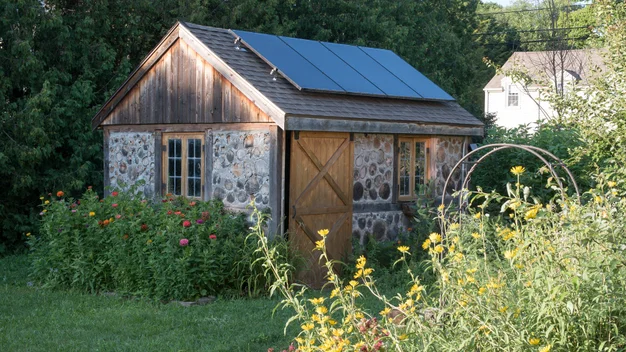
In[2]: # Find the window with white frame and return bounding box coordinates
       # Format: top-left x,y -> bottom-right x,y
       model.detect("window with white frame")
397,137 -> 430,200
163,134 -> 204,198
507,85 -> 519,107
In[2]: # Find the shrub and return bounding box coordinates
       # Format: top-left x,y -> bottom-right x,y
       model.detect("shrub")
28,184 -> 288,300
256,168 -> 626,351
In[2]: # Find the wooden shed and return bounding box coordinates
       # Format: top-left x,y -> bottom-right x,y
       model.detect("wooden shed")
93,22 -> 483,286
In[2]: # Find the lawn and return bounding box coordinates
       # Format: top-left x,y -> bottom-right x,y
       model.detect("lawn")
0,255 -> 297,352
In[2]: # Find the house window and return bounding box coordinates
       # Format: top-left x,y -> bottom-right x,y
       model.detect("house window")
507,85 -> 519,107
398,137 -> 430,200
163,134 -> 204,198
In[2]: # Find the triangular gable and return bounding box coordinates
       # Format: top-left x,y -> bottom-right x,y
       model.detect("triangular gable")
92,22 -> 285,130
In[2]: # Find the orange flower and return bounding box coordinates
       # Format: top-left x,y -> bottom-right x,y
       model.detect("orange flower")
56,191 -> 64,197
123,234 -> 129,240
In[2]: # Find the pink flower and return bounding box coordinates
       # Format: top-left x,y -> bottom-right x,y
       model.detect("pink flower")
111,191 -> 119,197
112,203 -> 118,208
71,209 -> 77,213
179,238 -> 189,246
209,234 -> 217,240
115,214 -> 122,219
196,219 -> 204,224
182,220 -> 191,228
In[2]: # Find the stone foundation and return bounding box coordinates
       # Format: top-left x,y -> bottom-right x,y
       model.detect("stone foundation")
211,130 -> 271,210
352,211 -> 408,245
353,134 -> 394,203
108,132 -> 155,197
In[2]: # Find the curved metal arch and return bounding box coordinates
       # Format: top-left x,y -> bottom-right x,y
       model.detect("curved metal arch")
440,143 -> 580,217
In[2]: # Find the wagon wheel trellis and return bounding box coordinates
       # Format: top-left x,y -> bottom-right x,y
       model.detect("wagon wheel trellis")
440,143 -> 581,221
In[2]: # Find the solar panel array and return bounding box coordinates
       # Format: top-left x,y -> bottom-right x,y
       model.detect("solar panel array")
231,29 -> 454,101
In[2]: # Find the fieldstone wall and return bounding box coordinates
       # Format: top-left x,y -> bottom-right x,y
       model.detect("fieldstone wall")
108,132 -> 155,197
352,211 -> 407,245
352,134 -> 394,203
434,136 -> 465,197
211,130 -> 270,210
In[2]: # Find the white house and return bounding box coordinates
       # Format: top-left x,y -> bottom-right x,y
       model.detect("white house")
484,49 -> 604,129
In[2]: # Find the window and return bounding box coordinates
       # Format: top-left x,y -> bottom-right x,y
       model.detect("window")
398,137 -> 430,200
163,134 -> 204,198
507,85 -> 519,107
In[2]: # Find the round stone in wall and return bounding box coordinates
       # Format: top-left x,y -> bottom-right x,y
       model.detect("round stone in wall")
245,177 -> 261,194
226,150 -> 235,163
213,187 -> 226,200
374,175 -> 382,188
372,220 -> 386,240
355,155 -> 363,167
237,190 -> 248,203
357,217 -> 366,230
226,193 -> 235,203
365,178 -> 372,189
244,135 -> 254,148
368,188 -> 378,200
369,163 -> 377,176
379,183 -> 391,200
224,179 -> 233,191
353,182 -> 364,201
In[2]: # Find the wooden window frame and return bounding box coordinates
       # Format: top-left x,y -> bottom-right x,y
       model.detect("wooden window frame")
162,133 -> 205,199
397,137 -> 431,202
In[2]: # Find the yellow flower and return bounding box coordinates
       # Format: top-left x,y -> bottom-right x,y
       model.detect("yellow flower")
422,238 -> 431,250
524,281 -> 532,287
317,229 -> 330,237
529,338 -> 541,345
42,209 -> 47,213
330,288 -> 340,298
315,306 -> 328,315
89,212 -> 95,217
331,328 -> 344,337
499,306 -> 508,313
525,205 -> 542,220
354,270 -> 362,279
473,212 -> 481,219
466,268 -> 478,274
44,200 -> 50,205
434,245 -> 444,253
39,197 -> 44,200
471,232 -> 481,239
380,307 -> 391,316
355,255 -> 366,269
503,249 -> 517,259
26,232 -> 31,237
349,280 -> 358,288
454,252 -> 464,262
309,297 -> 325,305
608,181 -> 617,188
437,204 -> 445,212
510,166 -> 526,176
301,323 -> 314,331
397,245 -> 410,254
478,287 -> 486,295
539,345 -> 551,352
429,232 -> 442,243
363,268 -> 373,275
314,240 -> 324,250
146,239 -> 152,244
399,334 -> 408,341
328,319 -> 337,326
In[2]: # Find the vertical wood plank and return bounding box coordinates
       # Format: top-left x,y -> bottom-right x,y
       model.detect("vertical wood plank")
178,41 -> 187,123
204,65 -> 213,123
195,52 -> 203,124
268,125 -> 282,237
392,134 -> 399,204
212,69 -> 222,122
204,129 -> 213,201
154,130 -> 163,197
222,81 -> 232,122
169,41 -> 178,124
103,128 -> 110,196
188,45 -> 196,124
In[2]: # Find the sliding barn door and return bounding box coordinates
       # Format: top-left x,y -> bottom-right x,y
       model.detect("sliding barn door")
289,132 -> 353,288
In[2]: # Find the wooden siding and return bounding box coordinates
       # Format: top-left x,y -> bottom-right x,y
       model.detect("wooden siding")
102,39 -> 272,126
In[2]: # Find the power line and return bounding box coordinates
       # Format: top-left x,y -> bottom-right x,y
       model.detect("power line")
483,36 -> 589,46
477,5 -> 584,16
473,26 -> 590,36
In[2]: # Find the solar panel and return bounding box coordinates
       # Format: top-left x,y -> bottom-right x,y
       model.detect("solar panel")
321,42 -> 421,99
279,36 -> 384,96
360,47 -> 454,101
232,30 -> 344,93
231,29 -> 454,101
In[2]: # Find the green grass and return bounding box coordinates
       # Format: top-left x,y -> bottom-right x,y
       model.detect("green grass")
0,255 -> 296,352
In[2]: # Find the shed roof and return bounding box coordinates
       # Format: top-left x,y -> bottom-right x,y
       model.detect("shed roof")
93,22 -> 482,132
484,49 -> 605,90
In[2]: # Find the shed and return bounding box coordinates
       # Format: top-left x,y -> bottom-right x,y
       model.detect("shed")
93,21 -> 483,286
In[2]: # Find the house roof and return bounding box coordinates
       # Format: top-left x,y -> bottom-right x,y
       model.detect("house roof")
93,22 -> 483,132
484,49 -> 605,90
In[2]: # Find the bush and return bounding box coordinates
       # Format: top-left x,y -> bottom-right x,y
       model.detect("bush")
28,185 -> 289,300
257,169 -> 626,351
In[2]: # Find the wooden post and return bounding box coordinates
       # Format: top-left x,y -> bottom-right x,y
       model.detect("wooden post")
154,130 -> 163,198
268,125 -> 283,238
204,129 -> 213,201
103,128 -> 110,196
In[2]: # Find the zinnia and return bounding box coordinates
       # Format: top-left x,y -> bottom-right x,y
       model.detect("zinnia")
112,203 -> 118,208
196,219 -> 204,224
179,238 -> 189,246
209,234 -> 217,240
182,220 -> 191,228
56,191 -> 64,197
111,191 -> 119,197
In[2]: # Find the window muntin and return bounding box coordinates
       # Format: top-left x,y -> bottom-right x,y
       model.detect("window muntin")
507,85 -> 519,107
164,134 -> 204,198
398,137 -> 430,200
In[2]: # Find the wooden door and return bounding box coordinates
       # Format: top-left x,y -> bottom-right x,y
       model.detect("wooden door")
289,132 -> 353,288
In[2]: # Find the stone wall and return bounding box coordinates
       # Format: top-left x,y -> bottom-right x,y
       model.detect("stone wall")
434,136 -> 466,197
211,130 -> 271,210
352,134 -> 406,245
108,132 -> 155,197
352,134 -> 394,203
